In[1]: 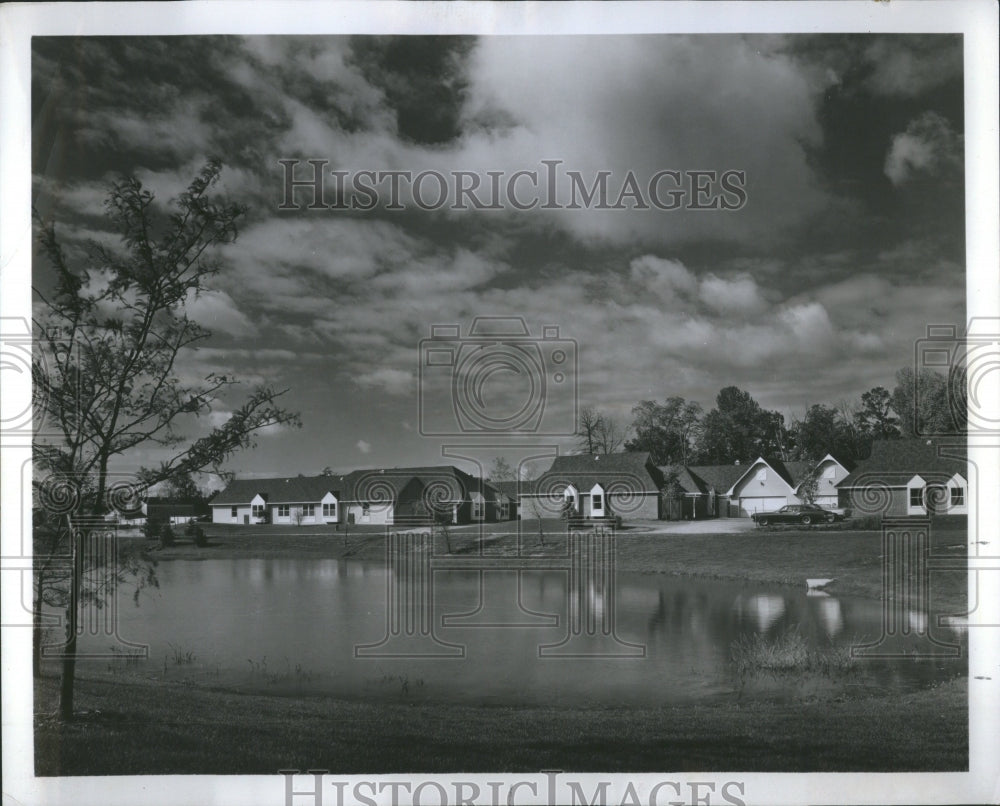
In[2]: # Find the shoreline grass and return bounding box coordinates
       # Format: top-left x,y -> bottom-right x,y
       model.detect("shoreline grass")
730,629 -> 857,678
33,671 -> 968,775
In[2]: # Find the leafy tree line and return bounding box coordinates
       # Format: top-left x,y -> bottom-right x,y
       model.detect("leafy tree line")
576,367 -> 966,467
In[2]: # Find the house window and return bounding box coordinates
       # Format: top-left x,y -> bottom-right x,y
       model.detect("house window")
472,501 -> 483,519
252,504 -> 265,518
231,506 -> 238,518
277,504 -> 290,518
592,494 -> 603,510
951,487 -> 964,507
756,468 -> 767,482
361,503 -> 370,515
909,488 -> 924,508
302,504 -> 315,517
323,503 -> 337,518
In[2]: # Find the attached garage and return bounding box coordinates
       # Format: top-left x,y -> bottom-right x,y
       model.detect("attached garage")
739,496 -> 787,517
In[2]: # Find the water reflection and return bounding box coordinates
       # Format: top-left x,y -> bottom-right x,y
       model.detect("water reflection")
74,558 -> 967,707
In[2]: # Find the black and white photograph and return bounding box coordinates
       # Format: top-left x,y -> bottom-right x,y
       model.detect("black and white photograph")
2,2 -> 998,805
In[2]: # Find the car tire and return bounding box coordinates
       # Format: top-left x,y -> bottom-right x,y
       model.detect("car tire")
801,515 -> 812,526
758,517 -> 768,526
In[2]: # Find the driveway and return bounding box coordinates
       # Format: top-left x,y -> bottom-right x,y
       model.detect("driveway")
626,518 -> 757,535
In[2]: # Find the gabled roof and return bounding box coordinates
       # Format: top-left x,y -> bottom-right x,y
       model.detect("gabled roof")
213,465 -> 499,507
493,481 -> 521,499
723,456 -> 816,496
345,465 -> 488,502
659,466 -> 713,495
145,496 -> 209,518
817,453 -> 856,473
496,479 -> 538,497
839,439 -> 967,488
780,460 -> 817,489
535,452 -> 662,494
683,464 -> 747,494
211,476 -> 342,506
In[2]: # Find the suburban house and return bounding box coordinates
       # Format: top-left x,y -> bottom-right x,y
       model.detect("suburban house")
494,481 -> 523,519
210,465 -> 516,526
718,456 -> 853,518
211,441 -> 966,527
660,464 -> 746,520
521,452 -> 665,520
342,465 -> 513,525
837,439 -> 968,517
662,454 -> 854,519
210,475 -> 344,525
116,496 -> 210,526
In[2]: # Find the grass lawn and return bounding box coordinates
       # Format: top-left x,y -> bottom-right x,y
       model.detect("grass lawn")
34,672 -> 967,775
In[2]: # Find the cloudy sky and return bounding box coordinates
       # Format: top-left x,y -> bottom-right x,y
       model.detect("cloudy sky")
31,34 -> 965,479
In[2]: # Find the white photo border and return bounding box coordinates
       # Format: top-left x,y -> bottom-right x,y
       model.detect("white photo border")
2,2 -> 997,805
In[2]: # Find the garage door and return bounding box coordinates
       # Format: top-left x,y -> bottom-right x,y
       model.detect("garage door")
740,496 -> 787,517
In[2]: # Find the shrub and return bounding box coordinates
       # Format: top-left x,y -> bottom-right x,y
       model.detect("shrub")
143,517 -> 163,541
730,629 -> 855,678
192,526 -> 208,547
159,522 -> 175,548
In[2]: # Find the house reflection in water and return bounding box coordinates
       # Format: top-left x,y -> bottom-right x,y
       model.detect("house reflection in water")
808,593 -> 844,638
734,594 -> 787,633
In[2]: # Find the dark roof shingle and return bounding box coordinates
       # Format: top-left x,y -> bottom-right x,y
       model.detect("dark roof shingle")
839,439 -> 967,488
211,476 -> 344,506
535,452 -> 661,493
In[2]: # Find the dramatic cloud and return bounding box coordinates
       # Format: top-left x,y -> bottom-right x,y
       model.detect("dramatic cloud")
884,111 -> 963,185
862,38 -> 963,98
29,34 -> 966,473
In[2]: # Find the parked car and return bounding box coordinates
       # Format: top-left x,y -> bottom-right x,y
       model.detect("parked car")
752,504 -> 843,526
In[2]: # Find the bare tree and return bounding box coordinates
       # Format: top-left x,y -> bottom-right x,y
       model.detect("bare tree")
524,493 -> 547,547
576,406 -> 604,454
487,456 -> 515,483
576,406 -> 629,454
32,161 -> 301,720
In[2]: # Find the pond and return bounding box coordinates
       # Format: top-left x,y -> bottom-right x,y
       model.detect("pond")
69,556 -> 966,707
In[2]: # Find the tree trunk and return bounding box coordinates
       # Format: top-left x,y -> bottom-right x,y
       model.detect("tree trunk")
33,594 -> 43,679
59,523 -> 82,721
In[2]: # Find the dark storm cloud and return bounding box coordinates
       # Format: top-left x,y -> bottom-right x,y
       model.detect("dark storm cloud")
347,36 -> 476,145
